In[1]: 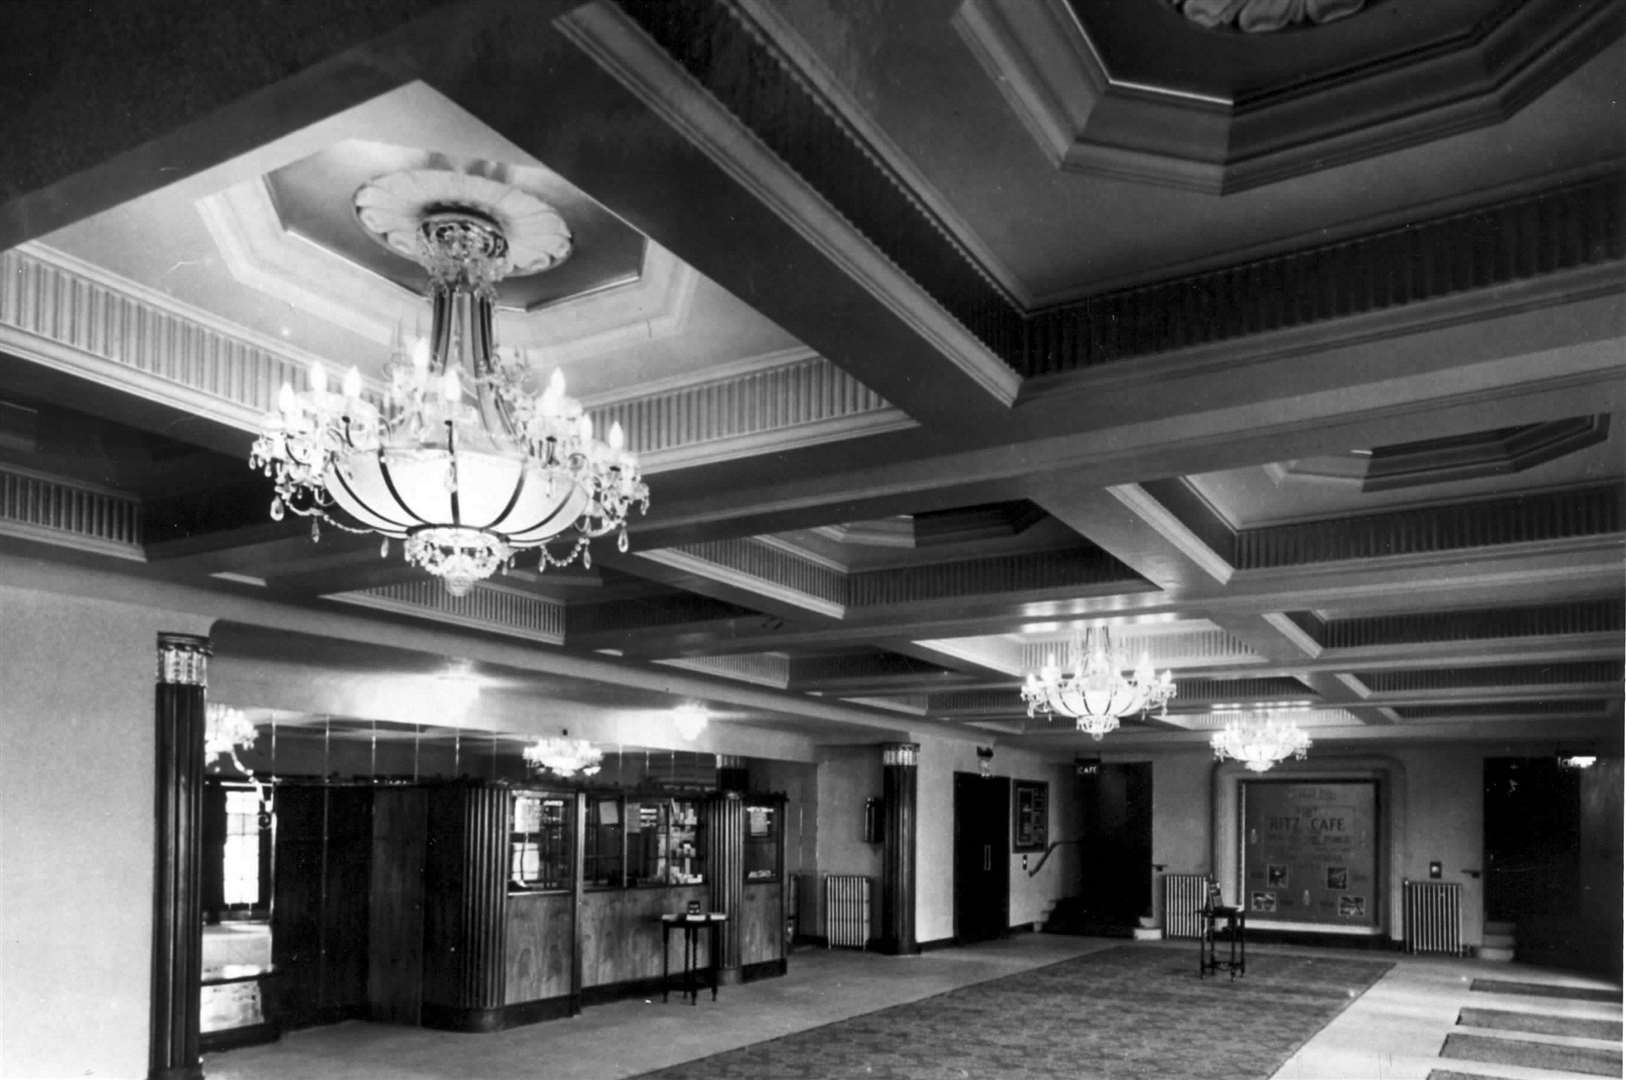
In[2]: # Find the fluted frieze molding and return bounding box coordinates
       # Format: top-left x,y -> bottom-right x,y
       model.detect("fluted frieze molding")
1392,700 -> 1611,722
1356,661 -> 1623,694
636,539 -> 849,618
1018,629 -> 1258,673
0,463 -> 144,559
655,652 -> 792,689
324,581 -> 566,645
1314,599 -> 1623,649
849,548 -> 1136,608
2,242 -> 318,428
1235,484 -> 1622,571
588,351 -> 914,474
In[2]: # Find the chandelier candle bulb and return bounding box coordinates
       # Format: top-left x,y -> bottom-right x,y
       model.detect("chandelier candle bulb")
309,361 -> 327,395
342,366 -> 362,400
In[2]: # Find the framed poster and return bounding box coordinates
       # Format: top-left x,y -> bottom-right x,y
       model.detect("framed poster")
1241,780 -> 1379,928
1013,780 -> 1048,852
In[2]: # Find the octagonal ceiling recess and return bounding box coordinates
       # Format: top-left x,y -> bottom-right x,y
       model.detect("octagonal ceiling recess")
955,0 -> 1623,192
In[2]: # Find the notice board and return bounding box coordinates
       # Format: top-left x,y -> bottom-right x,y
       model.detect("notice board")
1241,780 -> 1378,927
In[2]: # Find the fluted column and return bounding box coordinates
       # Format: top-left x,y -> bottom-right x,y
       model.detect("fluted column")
421,782 -> 509,1030
705,791 -> 744,979
880,742 -> 919,955
150,633 -> 209,1080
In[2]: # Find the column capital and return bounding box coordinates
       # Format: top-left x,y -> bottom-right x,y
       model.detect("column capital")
156,633 -> 211,687
881,742 -> 919,768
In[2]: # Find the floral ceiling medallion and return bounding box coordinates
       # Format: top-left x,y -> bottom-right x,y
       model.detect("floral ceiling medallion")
1167,0 -> 1366,33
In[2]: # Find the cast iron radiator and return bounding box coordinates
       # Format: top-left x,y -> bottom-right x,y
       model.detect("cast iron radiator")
1403,879 -> 1464,955
824,874 -> 871,949
1162,873 -> 1209,939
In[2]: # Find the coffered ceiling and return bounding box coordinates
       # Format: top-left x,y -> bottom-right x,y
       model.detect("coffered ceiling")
0,0 -> 1620,761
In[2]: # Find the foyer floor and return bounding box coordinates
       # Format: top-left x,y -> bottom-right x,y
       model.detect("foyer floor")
206,936 -> 1622,1080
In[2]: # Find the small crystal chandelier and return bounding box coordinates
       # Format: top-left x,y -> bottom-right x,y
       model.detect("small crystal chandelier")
523,734 -> 603,777
672,704 -> 709,741
1020,626 -> 1176,739
205,703 -> 258,772
1210,710 -> 1312,772
249,168 -> 649,596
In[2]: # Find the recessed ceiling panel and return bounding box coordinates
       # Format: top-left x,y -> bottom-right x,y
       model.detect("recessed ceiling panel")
266,140 -> 645,311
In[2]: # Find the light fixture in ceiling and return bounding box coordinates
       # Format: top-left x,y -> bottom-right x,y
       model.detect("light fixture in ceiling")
249,168 -> 649,596
1020,626 -> 1176,739
672,703 -> 709,741
523,733 -> 603,777
1210,709 -> 1312,772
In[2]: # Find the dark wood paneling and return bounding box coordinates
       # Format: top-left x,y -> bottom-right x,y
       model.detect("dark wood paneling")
323,787 -> 372,1015
579,886 -> 707,989
151,674 -> 206,1080
739,882 -> 784,966
422,784 -> 507,1016
503,892 -> 573,1005
705,794 -> 744,972
368,787 -> 425,1025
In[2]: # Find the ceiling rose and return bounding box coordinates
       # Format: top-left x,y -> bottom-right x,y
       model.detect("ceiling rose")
1166,0 -> 1367,33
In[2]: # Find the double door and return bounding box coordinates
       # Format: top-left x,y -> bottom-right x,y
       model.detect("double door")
953,773 -> 1010,943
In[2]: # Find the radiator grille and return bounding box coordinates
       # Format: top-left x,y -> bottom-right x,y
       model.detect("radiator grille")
1162,873 -> 1209,940
1403,880 -> 1464,955
824,874 -> 871,949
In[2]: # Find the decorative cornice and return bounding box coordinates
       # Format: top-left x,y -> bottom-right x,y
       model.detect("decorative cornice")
568,0 -> 1022,405
960,0 -> 1622,194
1172,676 -> 1318,704
0,463 -> 145,559
1260,611 -> 1323,659
1023,173 -> 1625,376
881,742 -> 920,767
1392,700 -> 1611,721
850,548 -> 1136,608
1362,415 -> 1611,493
1234,484 -> 1623,570
655,652 -> 791,689
588,351 -> 914,474
1166,0 -> 1365,33
636,538 -> 849,617
323,581 -> 566,645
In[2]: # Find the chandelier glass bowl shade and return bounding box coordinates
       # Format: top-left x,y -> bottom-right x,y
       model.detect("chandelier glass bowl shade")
249,168 -> 649,596
523,736 -> 603,778
1210,710 -> 1312,772
1020,626 -> 1176,739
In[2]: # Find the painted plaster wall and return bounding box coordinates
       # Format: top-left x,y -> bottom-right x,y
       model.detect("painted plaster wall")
911,734 -> 1075,944
0,581 -> 210,1079
810,745 -> 883,937
1147,749 -> 1214,927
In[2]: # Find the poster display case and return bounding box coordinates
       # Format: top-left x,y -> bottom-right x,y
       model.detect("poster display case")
1240,780 -> 1379,927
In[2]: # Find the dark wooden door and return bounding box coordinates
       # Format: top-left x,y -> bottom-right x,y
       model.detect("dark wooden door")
1079,763 -> 1153,928
953,773 -> 1010,943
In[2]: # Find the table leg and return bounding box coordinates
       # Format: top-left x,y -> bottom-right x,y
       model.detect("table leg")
662,924 -> 671,1003
710,922 -> 719,1001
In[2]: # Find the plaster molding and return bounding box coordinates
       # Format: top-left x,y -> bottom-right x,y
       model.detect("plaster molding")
635,541 -> 848,619
0,463 -> 145,560
558,1 -> 1022,408
1106,483 -> 1235,585
1018,628 -> 1258,672
655,652 -> 791,689
1260,611 -> 1324,659
736,0 -> 1032,309
959,0 -> 1623,194
323,580 -> 566,646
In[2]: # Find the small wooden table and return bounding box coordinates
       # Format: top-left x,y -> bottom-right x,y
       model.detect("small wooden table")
1199,904 -> 1246,980
662,913 -> 727,1004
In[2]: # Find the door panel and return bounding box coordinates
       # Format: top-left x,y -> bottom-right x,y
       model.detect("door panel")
953,773 -> 1010,942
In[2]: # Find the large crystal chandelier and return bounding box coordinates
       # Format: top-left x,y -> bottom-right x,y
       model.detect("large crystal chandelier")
523,735 -> 603,777
1020,626 -> 1176,739
205,703 -> 258,774
1210,710 -> 1312,772
250,168 -> 649,596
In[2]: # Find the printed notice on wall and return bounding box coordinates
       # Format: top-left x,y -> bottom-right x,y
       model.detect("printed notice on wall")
1241,780 -> 1377,928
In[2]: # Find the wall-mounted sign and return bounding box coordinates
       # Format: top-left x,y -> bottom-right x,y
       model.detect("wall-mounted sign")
1013,780 -> 1049,853
1241,780 -> 1378,928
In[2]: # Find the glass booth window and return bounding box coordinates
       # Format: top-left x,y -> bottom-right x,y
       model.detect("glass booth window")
222,789 -> 263,906
663,798 -> 705,885
744,800 -> 780,881
510,793 -> 571,892
584,796 -> 625,888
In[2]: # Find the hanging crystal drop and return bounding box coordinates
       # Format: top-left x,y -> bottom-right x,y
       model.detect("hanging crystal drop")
583,545 -> 591,570
269,497 -> 284,522
380,537 -> 390,559
311,519 -> 321,543
617,527 -> 629,553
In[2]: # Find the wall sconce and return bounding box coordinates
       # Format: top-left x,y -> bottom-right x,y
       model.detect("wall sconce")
977,745 -> 994,777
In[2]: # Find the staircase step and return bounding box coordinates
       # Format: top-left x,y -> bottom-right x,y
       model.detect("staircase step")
1482,933 -> 1516,949
1483,921 -> 1516,936
1478,946 -> 1515,962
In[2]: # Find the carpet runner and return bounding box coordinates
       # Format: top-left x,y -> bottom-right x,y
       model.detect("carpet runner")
1469,979 -> 1623,1004
631,945 -> 1390,1079
1438,1032 -> 1622,1077
1457,1006 -> 1622,1042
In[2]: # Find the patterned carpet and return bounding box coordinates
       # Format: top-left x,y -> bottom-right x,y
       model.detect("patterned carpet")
632,945 -> 1392,1080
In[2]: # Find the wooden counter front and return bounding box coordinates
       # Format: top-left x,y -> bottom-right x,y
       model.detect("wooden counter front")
740,881 -> 786,976
504,891 -> 573,1006
580,885 -> 709,992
